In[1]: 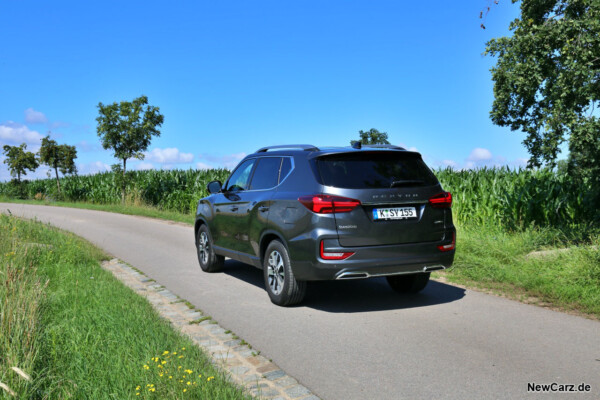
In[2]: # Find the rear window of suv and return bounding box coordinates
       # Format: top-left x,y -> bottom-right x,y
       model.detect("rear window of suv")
316,151 -> 438,189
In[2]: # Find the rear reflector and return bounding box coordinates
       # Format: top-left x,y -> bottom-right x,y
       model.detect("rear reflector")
429,192 -> 452,208
320,241 -> 354,260
437,232 -> 456,252
298,195 -> 361,214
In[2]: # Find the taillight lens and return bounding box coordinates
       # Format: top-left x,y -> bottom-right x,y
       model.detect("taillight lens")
437,232 -> 456,252
429,192 -> 452,208
298,195 -> 361,214
320,241 -> 354,260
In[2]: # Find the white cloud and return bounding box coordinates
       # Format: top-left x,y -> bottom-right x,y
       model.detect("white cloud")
442,159 -> 458,168
145,147 -> 194,164
136,162 -> 154,170
197,152 -> 246,169
24,108 -> 48,124
0,121 -> 43,145
77,161 -> 111,176
467,147 -> 493,162
196,161 -> 213,170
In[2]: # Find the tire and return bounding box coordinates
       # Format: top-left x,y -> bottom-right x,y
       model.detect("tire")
196,225 -> 224,272
386,273 -> 430,294
263,240 -> 306,306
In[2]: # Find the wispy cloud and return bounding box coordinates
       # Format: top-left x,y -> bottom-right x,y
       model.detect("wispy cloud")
76,140 -> 102,152
431,148 -> 529,170
197,152 -> 246,169
24,108 -> 48,124
145,147 -> 194,164
77,161 -> 111,176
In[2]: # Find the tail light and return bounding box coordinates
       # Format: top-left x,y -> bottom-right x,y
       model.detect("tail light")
429,192 -> 452,208
437,232 -> 456,252
320,241 -> 354,260
298,195 -> 361,214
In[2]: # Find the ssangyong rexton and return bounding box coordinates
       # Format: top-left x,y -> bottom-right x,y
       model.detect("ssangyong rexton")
195,144 -> 455,306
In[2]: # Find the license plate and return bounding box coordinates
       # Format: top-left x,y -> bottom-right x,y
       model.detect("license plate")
372,207 -> 417,220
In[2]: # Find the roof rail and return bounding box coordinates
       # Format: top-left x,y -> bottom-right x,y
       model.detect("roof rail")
361,144 -> 406,150
256,144 -> 320,153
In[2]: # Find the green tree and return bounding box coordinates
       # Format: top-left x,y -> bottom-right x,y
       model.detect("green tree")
2,143 -> 39,182
96,95 -> 164,201
486,0 -> 600,188
350,128 -> 391,145
39,134 -> 78,195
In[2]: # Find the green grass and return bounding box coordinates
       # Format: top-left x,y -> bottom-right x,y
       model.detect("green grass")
434,224 -> 600,317
0,196 -> 194,225
0,214 -> 250,399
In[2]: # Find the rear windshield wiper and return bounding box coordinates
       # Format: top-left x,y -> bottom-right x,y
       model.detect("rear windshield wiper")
390,180 -> 424,188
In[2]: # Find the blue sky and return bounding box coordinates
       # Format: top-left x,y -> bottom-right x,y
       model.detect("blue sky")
0,0 -> 528,181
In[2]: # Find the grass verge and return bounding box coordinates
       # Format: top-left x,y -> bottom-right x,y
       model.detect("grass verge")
0,214 -> 250,399
0,196 -> 194,225
433,224 -> 600,318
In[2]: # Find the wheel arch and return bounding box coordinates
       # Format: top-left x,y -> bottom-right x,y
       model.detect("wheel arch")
259,230 -> 288,264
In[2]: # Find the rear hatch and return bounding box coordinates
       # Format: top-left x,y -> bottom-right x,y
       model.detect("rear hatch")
314,151 -> 449,247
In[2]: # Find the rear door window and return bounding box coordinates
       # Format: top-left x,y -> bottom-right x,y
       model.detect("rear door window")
316,152 -> 438,189
249,157 -> 282,190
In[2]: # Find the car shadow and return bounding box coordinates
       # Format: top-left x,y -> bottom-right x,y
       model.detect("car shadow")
222,260 -> 466,313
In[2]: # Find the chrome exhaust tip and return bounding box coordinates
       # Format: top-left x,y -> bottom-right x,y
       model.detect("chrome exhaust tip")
423,265 -> 445,272
336,272 -> 369,280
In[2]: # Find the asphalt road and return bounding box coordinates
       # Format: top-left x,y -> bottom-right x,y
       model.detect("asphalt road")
3,203 -> 599,400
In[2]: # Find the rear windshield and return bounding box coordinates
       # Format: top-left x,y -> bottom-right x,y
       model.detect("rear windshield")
316,152 -> 438,189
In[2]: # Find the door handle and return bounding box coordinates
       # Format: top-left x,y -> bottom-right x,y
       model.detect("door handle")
258,206 -> 269,212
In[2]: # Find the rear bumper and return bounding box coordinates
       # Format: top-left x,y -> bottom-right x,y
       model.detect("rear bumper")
288,234 -> 455,281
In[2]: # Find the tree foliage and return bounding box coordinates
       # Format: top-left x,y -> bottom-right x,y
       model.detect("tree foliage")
2,143 -> 39,182
39,134 -> 78,194
350,128 -> 391,145
486,0 -> 600,190
96,95 -> 164,201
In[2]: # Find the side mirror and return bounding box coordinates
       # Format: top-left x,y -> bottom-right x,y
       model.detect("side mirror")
207,180 -> 222,194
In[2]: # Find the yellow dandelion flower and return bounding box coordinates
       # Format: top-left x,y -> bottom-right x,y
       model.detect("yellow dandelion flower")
158,365 -> 163,369
173,352 -> 177,355
143,365 -> 150,370
136,386 -> 141,390
178,366 -> 182,370
161,360 -> 166,365
169,376 -> 173,379
178,355 -> 184,359
187,381 -> 191,385
136,393 -> 140,396
185,369 -> 193,374
159,373 -> 164,377
181,347 -> 186,350
198,374 -> 202,378
162,351 -> 169,355
207,376 -> 214,381
183,389 -> 187,393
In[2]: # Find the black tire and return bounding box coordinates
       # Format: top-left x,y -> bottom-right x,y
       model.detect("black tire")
263,240 -> 306,306
386,273 -> 430,294
196,225 -> 224,272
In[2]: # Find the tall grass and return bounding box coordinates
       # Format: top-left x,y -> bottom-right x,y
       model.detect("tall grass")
0,215 -> 250,399
1,166 -> 597,234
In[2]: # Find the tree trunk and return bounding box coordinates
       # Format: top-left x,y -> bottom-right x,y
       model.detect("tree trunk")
17,171 -> 21,182
54,166 -> 61,194
122,158 -> 127,203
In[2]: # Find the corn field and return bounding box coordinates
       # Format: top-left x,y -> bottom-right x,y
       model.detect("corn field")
0,167 -> 597,231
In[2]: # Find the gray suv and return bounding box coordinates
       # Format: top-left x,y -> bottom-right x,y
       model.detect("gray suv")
195,144 -> 455,306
